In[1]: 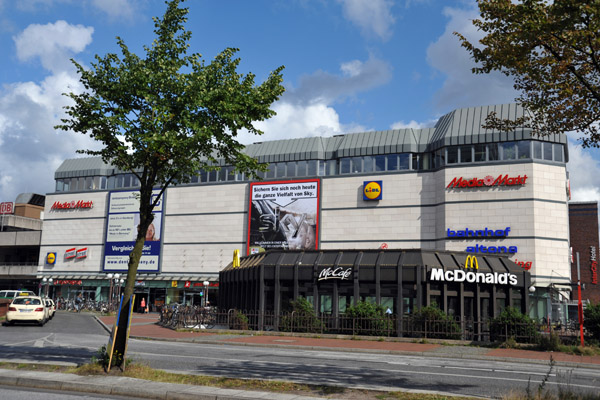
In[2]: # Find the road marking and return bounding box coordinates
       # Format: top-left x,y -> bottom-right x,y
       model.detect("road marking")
440,365 -> 556,377
130,350 -> 599,390
33,340 -> 44,348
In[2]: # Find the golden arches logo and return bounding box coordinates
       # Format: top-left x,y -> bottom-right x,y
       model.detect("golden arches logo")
464,255 -> 479,269
233,249 -> 241,268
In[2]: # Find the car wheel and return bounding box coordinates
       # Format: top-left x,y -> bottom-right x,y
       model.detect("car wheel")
38,320 -> 45,326
6,320 -> 14,326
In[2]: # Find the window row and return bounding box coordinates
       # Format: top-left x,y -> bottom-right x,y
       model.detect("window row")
55,140 -> 565,192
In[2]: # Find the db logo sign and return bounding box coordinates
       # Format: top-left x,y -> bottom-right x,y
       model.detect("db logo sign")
464,255 -> 479,270
0,202 -> 13,214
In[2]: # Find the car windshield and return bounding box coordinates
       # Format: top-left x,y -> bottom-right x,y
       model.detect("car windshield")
12,298 -> 41,305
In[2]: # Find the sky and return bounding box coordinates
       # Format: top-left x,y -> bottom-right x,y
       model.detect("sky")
0,0 -> 599,206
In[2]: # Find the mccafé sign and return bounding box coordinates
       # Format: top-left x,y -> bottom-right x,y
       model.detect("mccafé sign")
447,174 -> 528,189
429,255 -> 518,286
51,200 -> 93,210
318,267 -> 352,281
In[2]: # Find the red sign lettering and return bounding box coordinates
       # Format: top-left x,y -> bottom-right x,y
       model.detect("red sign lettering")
55,280 -> 82,285
50,200 -> 93,210
0,202 -> 13,214
447,174 -> 528,189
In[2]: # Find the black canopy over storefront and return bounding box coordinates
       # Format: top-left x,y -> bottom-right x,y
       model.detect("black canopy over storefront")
219,249 -> 531,324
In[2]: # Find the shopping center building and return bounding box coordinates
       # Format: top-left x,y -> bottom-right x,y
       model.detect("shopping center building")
37,103 -> 570,318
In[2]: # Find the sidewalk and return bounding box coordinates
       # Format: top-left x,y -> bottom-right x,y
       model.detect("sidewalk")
97,312 -> 600,369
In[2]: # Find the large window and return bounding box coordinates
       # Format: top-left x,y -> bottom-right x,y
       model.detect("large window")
501,142 -> 516,160
55,139 -> 568,191
447,147 -> 458,164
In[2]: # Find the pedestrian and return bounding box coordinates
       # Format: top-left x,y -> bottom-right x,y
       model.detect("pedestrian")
140,297 -> 146,314
75,293 -> 83,312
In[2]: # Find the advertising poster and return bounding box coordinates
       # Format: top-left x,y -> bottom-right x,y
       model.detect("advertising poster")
247,179 -> 320,255
104,190 -> 163,272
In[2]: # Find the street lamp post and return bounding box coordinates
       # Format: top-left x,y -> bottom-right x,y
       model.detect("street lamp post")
107,273 -> 114,311
203,281 -> 209,307
42,277 -> 52,297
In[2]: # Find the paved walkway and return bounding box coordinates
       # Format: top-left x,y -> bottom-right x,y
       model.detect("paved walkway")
98,313 -> 600,368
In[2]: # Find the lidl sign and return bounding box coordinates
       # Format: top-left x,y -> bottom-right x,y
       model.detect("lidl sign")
46,252 -> 56,265
363,181 -> 382,201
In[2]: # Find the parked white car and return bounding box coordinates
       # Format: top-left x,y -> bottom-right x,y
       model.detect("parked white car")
6,296 -> 47,326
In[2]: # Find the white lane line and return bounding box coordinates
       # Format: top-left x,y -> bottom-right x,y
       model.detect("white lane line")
130,351 -> 599,390
439,365 -> 556,377
33,340 -> 44,348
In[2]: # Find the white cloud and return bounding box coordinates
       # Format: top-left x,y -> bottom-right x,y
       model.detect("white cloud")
14,21 -> 93,73
566,139 -> 600,203
426,5 -> 517,112
390,118 -> 437,130
285,56 -> 392,106
91,0 -> 135,20
336,0 -> 395,41
238,56 -> 391,144
0,22 -> 100,202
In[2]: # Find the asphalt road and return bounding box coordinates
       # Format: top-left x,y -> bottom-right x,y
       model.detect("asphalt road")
1,311 -> 599,399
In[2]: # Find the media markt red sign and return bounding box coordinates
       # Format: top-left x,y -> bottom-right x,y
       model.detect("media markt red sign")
447,174 -> 528,189
50,200 -> 93,211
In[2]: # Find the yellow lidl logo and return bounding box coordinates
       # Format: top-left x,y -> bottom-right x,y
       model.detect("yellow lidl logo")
46,252 -> 56,265
464,255 -> 479,269
363,181 -> 382,201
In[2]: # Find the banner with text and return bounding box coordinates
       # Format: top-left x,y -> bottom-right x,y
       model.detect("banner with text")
103,190 -> 163,272
247,179 -> 320,255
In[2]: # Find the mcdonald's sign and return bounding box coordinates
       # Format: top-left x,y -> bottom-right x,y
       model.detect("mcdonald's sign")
464,255 -> 479,270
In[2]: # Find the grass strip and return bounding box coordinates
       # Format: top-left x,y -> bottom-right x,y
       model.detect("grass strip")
0,361 -> 478,400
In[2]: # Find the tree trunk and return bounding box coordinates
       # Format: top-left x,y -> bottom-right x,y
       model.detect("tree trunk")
111,189 -> 155,367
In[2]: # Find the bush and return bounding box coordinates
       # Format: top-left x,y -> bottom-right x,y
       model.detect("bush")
229,310 -> 249,330
538,331 -> 561,352
584,302 -> 600,341
408,305 -> 461,339
490,307 -> 539,344
279,298 -> 323,333
344,301 -> 394,336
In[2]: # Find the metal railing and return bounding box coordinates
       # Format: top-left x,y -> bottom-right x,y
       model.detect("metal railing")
155,308 -> 576,343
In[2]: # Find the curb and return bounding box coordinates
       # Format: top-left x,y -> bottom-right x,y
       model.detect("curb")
0,369 -> 331,400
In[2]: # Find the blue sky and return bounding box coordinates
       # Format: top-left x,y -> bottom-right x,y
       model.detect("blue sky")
0,0 -> 598,205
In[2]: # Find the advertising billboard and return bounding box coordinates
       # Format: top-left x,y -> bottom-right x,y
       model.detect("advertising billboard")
247,179 -> 320,255
103,190 -> 163,272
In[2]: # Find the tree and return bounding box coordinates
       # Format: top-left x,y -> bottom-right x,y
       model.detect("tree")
584,302 -> 600,342
455,1 -> 600,147
56,0 -> 284,366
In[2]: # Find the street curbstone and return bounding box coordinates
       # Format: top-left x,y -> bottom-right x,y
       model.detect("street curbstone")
166,390 -> 217,400
17,377 -> 63,390
0,375 -> 18,386
60,380 -> 114,395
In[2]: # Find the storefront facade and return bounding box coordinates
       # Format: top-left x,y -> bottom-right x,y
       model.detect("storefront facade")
37,103 -> 570,317
219,249 -> 531,322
